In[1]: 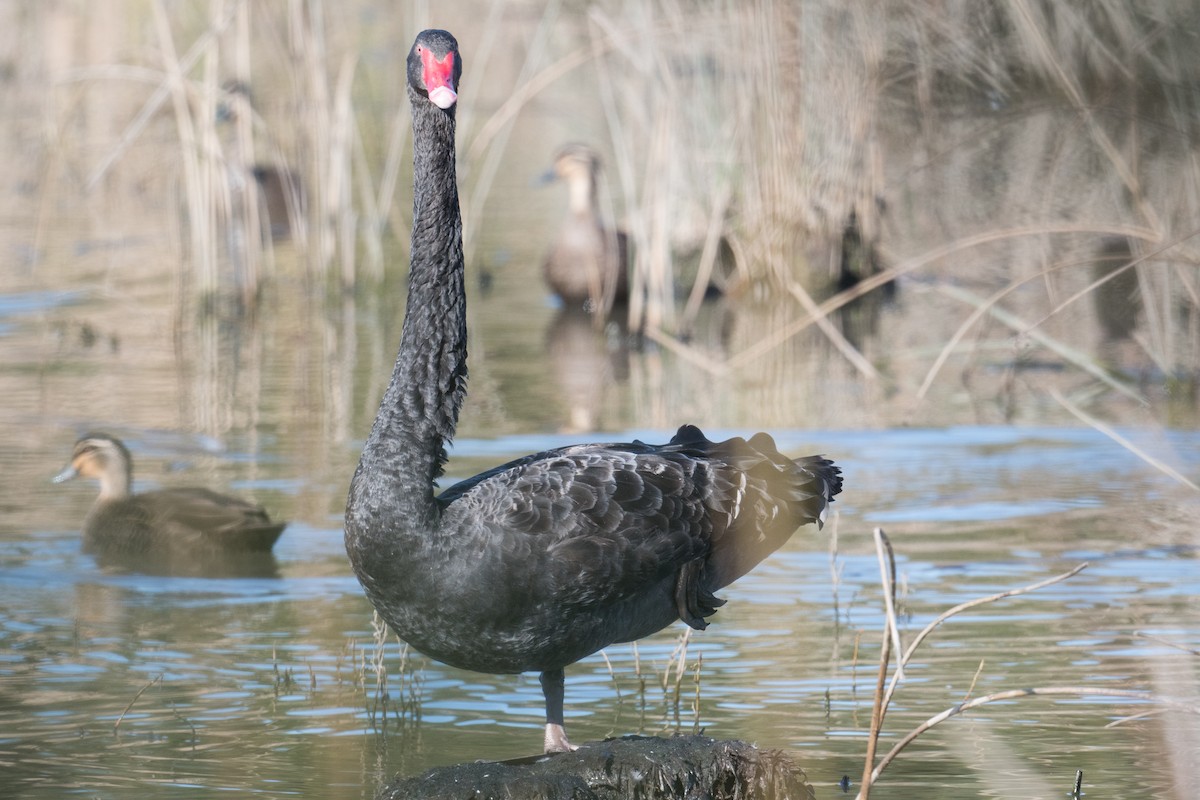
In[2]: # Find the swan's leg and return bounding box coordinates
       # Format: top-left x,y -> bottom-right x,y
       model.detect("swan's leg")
540,668 -> 576,753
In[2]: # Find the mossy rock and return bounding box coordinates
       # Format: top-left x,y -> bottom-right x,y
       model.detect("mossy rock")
379,734 -> 814,800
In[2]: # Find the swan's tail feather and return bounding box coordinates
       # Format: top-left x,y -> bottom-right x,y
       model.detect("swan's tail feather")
665,425 -> 842,593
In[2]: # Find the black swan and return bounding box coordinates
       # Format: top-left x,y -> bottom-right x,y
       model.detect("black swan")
344,29 -> 843,754
541,143 -> 630,315
55,433 -> 286,556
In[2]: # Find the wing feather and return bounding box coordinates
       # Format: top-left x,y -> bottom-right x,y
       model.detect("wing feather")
438,425 -> 842,620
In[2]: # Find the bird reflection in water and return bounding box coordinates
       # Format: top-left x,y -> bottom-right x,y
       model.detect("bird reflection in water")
545,306 -> 631,433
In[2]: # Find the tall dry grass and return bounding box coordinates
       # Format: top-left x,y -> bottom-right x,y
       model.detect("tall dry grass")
562,0 -> 1200,387
73,0 -> 422,308
22,0 -> 1200,410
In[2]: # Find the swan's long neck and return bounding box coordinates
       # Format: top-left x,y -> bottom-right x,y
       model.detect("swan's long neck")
348,88 -> 466,535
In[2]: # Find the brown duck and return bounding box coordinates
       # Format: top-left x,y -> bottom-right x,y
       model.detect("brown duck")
218,81 -> 308,242
54,433 -> 286,557
541,143 -> 630,315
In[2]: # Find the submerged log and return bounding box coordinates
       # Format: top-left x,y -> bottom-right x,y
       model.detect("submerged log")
378,734 -> 814,800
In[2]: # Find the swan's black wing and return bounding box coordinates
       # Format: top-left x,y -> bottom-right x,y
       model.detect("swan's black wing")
440,425 -> 840,627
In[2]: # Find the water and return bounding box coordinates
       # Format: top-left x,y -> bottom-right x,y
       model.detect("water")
3,3 -> 1200,797
3,404 -> 1198,798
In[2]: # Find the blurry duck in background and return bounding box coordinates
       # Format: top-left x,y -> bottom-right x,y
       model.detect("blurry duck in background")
54,433 -> 286,576
217,81 -> 308,243
1090,235 -> 1140,345
541,143 -> 630,317
830,205 -> 895,350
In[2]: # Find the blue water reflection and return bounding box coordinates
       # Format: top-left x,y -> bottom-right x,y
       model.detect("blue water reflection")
1,424 -> 1197,798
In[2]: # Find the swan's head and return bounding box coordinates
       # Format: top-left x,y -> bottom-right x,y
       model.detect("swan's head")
409,29 -> 461,111
54,433 -> 134,501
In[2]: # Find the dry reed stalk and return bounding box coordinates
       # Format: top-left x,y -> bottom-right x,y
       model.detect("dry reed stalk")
935,282 -> 1147,405
396,640 -> 423,725
86,6 -> 235,192
574,3 -> 887,333
587,4 -> 753,334
465,49 -> 598,167
726,222 -> 1154,372
600,650 -> 623,705
231,0 -> 386,287
291,0 -> 333,281
349,94 -> 385,280
881,561 -> 1090,714
1008,0 -> 1163,237
113,673 -> 164,733
828,512 -> 844,623
372,101 -> 410,255
631,641 -> 648,733
330,53 -> 358,288
656,627 -> 693,734
850,630 -> 861,700
154,0 -> 216,299
962,658 -> 986,703
898,1 -> 1198,384
641,319 -> 730,377
854,535 -> 1103,797
229,1 -> 265,307
785,277 -> 879,380
858,528 -> 898,800
914,233 -> 1190,401
462,1 -> 561,266
863,685 -> 1198,794
873,530 -> 904,684
1049,388 -> 1200,492
195,5 -> 229,296
892,0 -> 1194,101
1028,229 -> 1200,333
587,7 -> 644,330
82,14 -> 234,194
643,111 -> 679,335
150,0 -> 326,310
662,627 -> 693,696
1134,632 -> 1200,659
168,700 -> 198,751
679,181 -> 733,334
916,253 -> 1103,400
590,0 -> 892,340
368,608 -> 390,728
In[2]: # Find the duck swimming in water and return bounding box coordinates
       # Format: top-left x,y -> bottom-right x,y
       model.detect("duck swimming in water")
55,433 -> 286,560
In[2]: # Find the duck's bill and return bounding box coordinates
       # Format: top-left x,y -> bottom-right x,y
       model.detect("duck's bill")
52,465 -> 78,484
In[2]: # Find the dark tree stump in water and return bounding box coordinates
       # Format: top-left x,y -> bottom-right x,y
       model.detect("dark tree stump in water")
378,734 -> 814,800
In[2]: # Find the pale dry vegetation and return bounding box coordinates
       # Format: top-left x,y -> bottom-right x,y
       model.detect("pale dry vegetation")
5,0 -> 1198,431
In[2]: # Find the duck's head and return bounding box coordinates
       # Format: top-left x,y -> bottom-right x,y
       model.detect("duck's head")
54,433 -> 133,501
215,80 -> 253,124
540,144 -> 604,214
544,143 -> 602,186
